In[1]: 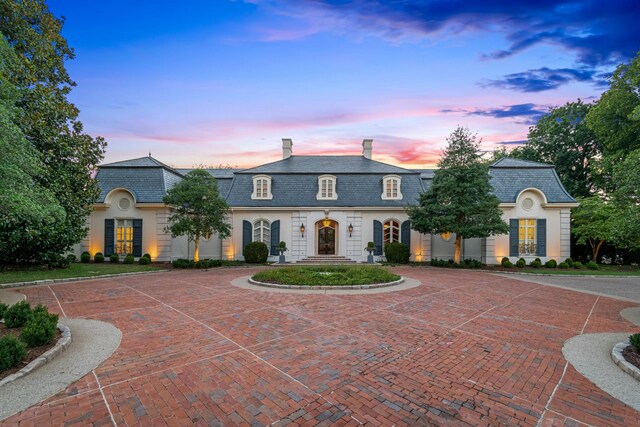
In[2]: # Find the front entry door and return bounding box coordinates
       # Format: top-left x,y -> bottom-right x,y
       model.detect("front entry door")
318,225 -> 336,255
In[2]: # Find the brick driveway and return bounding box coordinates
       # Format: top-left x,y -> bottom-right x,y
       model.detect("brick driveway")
4,267 -> 640,426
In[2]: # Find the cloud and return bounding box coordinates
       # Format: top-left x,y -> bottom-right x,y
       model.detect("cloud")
497,140 -> 527,146
442,103 -> 547,124
482,67 -> 605,92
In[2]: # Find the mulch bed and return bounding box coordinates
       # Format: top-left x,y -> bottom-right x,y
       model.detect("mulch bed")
622,346 -> 640,371
0,324 -> 61,381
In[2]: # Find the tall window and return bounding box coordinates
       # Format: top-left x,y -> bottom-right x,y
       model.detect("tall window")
115,219 -> 133,255
252,175 -> 272,200
518,219 -> 536,255
383,219 -> 400,244
382,175 -> 402,200
253,219 -> 270,244
317,175 -> 337,200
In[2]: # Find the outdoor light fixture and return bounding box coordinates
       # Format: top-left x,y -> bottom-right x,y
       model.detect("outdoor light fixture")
300,223 -> 305,237
348,223 -> 353,237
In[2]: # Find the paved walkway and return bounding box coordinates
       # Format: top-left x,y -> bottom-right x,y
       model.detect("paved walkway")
2,267 -> 639,426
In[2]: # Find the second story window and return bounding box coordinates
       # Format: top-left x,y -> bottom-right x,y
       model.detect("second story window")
382,175 -> 402,200
317,175 -> 337,200
252,175 -> 272,200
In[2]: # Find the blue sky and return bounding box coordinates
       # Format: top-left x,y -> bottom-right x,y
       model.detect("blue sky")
49,0 -> 640,168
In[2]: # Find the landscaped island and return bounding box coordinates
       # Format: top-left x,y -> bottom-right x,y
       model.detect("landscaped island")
252,265 -> 401,286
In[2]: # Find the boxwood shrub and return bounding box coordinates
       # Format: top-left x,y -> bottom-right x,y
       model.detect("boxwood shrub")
558,262 -> 570,269
0,302 -> 8,320
630,333 -> 640,353
501,257 -> 510,266
0,334 -> 27,372
66,254 -> 77,263
503,260 -> 513,268
244,241 -> 269,263
80,251 -> 91,263
138,256 -> 150,265
586,261 -> 599,270
545,259 -> 557,268
516,258 -> 526,268
4,300 -> 32,328
21,306 -> 59,347
94,252 -> 105,263
384,242 -> 410,264
142,253 -> 151,260
124,254 -> 135,264
530,260 -> 542,268
573,261 -> 583,269
564,258 -> 574,267
110,254 -> 119,263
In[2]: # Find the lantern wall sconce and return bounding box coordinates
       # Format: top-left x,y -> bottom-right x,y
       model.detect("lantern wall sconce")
348,223 -> 354,237
300,223 -> 305,238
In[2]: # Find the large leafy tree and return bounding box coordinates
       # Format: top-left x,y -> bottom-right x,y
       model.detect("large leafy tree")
409,126 -> 509,263
0,0 -> 106,264
163,170 -> 231,262
571,197 -> 620,261
610,150 -> 640,251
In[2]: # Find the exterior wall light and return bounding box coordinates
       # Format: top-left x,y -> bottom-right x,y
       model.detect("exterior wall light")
348,223 -> 354,237
300,223 -> 305,238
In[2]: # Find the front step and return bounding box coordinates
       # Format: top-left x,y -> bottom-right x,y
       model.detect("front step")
295,255 -> 358,265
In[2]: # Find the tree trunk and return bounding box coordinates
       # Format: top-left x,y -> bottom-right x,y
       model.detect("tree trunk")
194,234 -> 200,262
454,235 -> 462,264
592,240 -> 603,262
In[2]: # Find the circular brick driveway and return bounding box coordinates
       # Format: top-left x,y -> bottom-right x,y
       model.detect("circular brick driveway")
3,267 -> 640,426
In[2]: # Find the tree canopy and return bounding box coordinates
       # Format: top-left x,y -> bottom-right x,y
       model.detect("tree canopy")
163,170 -> 231,262
409,126 -> 509,263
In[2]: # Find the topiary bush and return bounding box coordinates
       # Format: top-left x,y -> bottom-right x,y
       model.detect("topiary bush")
530,260 -> 542,268
573,261 -> 583,269
503,260 -> 513,268
80,251 -> 90,263
385,242 -> 411,264
586,261 -> 599,270
66,254 -> 77,263
545,259 -> 557,268
564,258 -> 574,267
94,252 -> 104,263
630,333 -> 640,353
244,241 -> 269,263
501,257 -> 510,266
4,301 -> 32,328
142,253 -> 151,260
0,334 -> 27,372
558,262 -> 570,269
110,254 -> 119,263
516,258 -> 526,268
21,306 -> 59,347
534,258 -> 542,264
139,256 -> 150,265
172,258 -> 194,268
124,254 -> 135,264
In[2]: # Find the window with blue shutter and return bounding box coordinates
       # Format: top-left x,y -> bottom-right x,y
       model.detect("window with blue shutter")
536,219 -> 547,257
373,220 -> 383,255
401,220 -> 411,248
132,219 -> 143,257
242,220 -> 252,255
270,220 -> 280,255
509,219 -> 518,257
104,219 -> 115,256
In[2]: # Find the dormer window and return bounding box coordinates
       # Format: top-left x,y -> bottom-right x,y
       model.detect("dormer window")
382,175 -> 402,200
252,175 -> 272,200
317,175 -> 337,200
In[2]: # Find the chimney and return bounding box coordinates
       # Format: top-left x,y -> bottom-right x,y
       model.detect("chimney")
362,139 -> 373,159
282,138 -> 293,159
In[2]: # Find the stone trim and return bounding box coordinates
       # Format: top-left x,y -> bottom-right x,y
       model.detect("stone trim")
248,276 -> 404,290
0,323 -> 72,388
0,270 -> 168,289
612,342 -> 640,381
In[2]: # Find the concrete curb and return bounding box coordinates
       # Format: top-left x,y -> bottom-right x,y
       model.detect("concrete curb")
611,341 -> 640,381
248,277 -> 405,290
0,323 -> 72,388
0,269 -> 169,289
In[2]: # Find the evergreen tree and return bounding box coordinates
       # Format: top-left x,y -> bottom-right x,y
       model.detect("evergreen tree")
409,127 -> 509,263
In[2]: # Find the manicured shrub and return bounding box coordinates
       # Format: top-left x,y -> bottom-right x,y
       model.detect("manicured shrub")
530,260 -> 542,268
124,254 -> 135,264
545,259 -> 557,268
4,301 -> 32,328
430,258 -> 438,266
0,302 -> 8,319
501,257 -> 510,266
503,260 -> 513,268
138,256 -> 150,265
244,241 -> 269,263
573,261 -> 583,269
630,333 -> 640,353
470,259 -> 482,268
172,258 -> 195,268
94,252 -> 105,263
586,261 -> 599,270
385,242 -> 411,264
516,258 -> 526,268
564,258 -> 574,267
142,253 -> 151,260
438,259 -> 447,267
558,262 -> 570,269
66,254 -> 77,263
80,251 -> 90,263
534,258 -> 542,264
110,254 -> 119,263
0,334 -> 27,371
21,307 -> 59,347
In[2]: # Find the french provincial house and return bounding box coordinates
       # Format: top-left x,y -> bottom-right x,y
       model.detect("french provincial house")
75,139 -> 578,264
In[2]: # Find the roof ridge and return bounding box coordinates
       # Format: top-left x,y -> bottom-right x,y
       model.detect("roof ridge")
490,157 -> 552,168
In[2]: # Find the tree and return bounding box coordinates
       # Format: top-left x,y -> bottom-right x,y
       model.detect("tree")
163,170 -> 231,262
610,150 -> 640,251
571,197 -> 619,261
0,0 -> 106,264
409,126 -> 509,263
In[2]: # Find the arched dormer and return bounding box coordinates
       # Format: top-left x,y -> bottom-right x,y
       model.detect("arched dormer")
317,175 -> 337,200
252,175 -> 273,200
104,188 -> 137,209
381,175 -> 402,200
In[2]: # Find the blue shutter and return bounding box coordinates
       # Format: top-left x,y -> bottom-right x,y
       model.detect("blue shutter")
104,219 -> 114,256
401,220 -> 411,248
270,220 -> 280,255
242,220 -> 252,255
536,219 -> 547,257
132,219 -> 143,257
373,220 -> 383,255
509,219 -> 519,257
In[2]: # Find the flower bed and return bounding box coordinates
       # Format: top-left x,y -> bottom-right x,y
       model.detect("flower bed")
252,265 -> 400,287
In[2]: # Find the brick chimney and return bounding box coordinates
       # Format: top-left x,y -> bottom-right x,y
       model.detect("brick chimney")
282,138 -> 293,159
362,139 -> 373,159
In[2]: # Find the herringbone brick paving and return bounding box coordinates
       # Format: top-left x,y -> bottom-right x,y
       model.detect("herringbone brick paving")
3,267 -> 639,426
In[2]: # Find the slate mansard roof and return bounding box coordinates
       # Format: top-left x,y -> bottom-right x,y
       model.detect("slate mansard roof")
95,155 -> 576,206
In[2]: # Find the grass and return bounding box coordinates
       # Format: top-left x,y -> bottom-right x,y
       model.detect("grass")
483,264 -> 640,276
252,265 -> 401,286
0,263 -> 162,284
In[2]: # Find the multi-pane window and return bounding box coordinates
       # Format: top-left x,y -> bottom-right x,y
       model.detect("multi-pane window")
253,219 -> 270,244
382,175 -> 402,200
317,175 -> 337,200
518,219 -> 536,255
115,219 -> 133,255
252,175 -> 272,200
383,220 -> 400,244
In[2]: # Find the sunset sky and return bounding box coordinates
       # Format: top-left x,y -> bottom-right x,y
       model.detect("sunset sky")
49,0 -> 639,168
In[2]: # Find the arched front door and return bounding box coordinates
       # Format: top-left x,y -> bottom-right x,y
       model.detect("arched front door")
317,220 -> 337,255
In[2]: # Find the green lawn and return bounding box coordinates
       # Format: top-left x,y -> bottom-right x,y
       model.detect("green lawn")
252,265 -> 401,286
0,263 -> 162,284
486,265 -> 640,276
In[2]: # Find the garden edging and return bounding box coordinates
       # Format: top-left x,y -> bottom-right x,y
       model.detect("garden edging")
248,276 -> 404,290
0,323 -> 72,387
0,269 -> 169,289
611,341 -> 640,381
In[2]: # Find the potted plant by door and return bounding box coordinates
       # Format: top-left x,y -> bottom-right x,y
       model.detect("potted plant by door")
278,241 -> 288,264
365,241 -> 376,264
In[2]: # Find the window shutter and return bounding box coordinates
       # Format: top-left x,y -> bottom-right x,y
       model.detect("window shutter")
509,219 -> 519,257
270,220 -> 280,255
536,219 -> 547,257
242,220 -> 252,256
373,220 -> 383,255
401,220 -> 411,248
132,219 -> 143,257
104,219 -> 115,256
